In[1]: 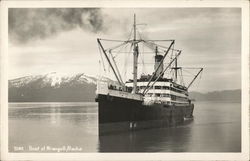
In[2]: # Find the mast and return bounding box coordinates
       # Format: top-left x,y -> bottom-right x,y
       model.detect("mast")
175,58 -> 177,82
132,14 -> 138,94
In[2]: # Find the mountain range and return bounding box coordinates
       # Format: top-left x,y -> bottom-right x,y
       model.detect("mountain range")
8,72 -> 241,102
189,89 -> 241,103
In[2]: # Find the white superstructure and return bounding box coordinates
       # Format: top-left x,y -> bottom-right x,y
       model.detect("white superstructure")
125,80 -> 189,105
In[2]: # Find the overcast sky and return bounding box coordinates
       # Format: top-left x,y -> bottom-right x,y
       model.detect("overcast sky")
8,8 -> 241,92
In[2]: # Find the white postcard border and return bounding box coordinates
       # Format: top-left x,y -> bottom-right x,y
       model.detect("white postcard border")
1,0 -> 249,160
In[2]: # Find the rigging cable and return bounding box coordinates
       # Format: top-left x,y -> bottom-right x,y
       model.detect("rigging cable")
123,27 -> 134,81
124,43 -> 133,81
182,68 -> 202,88
105,41 -> 129,55
109,50 -> 124,84
127,26 -> 134,40
180,69 -> 185,86
145,40 -> 179,51
141,42 -> 146,74
182,69 -> 196,76
142,40 -> 156,51
122,43 -> 130,80
99,38 -> 130,42
113,39 -> 129,58
178,69 -> 185,86
137,29 -> 146,74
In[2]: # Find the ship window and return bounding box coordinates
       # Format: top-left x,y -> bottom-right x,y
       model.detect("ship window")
163,86 -> 170,90
146,93 -> 153,97
171,95 -> 176,100
155,86 -> 161,89
161,94 -> 170,97
155,93 -> 161,97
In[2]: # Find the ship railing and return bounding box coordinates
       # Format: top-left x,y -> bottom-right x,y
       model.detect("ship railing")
97,79 -> 143,101
97,80 -> 121,93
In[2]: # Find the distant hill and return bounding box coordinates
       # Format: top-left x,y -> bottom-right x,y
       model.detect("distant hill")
189,89 -> 241,102
9,73 -> 241,102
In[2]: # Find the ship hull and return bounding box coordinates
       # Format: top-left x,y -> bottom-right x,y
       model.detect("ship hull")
96,94 -> 194,135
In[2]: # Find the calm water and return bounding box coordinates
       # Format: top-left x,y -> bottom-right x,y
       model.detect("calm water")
9,101 -> 241,152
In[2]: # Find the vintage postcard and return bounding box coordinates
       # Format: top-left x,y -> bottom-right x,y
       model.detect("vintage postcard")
0,0 -> 249,160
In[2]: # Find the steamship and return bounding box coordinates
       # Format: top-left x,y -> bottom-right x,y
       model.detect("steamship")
95,15 -> 203,135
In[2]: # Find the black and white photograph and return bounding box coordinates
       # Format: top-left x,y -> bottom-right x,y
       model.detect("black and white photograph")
0,0 -> 249,160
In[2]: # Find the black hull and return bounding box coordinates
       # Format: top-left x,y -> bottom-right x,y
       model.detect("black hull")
96,94 -> 194,135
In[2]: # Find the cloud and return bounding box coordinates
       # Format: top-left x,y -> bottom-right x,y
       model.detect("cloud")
9,8 -> 105,44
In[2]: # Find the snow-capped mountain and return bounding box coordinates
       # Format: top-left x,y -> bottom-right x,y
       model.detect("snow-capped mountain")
9,72 -> 97,88
9,72 -> 98,102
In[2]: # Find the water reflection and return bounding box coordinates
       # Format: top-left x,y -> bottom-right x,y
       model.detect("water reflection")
9,103 -> 99,152
9,102 -> 241,152
98,120 -> 194,152
49,105 -> 61,125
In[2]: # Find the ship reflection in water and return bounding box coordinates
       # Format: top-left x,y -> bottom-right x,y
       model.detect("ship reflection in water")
99,119 -> 194,152
9,101 -> 241,152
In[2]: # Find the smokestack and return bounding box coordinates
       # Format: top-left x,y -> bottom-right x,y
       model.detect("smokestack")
154,47 -> 164,78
